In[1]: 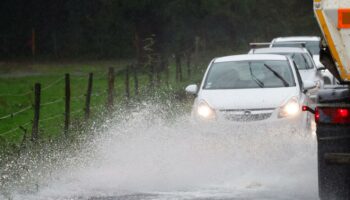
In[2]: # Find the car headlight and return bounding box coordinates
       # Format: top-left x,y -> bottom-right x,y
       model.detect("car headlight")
196,101 -> 216,120
278,97 -> 300,118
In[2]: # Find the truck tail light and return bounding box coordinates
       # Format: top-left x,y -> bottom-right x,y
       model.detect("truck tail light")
315,107 -> 350,124
338,9 -> 350,29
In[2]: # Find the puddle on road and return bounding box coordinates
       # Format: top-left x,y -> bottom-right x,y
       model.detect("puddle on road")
1,103 -> 318,200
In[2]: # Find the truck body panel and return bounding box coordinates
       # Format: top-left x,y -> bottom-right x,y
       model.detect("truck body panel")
314,0 -> 350,82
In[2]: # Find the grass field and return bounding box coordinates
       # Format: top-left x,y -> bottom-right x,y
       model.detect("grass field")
0,62 -> 120,145
0,59 -> 207,150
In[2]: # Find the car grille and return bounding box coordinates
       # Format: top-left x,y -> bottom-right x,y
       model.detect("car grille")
220,109 -> 274,121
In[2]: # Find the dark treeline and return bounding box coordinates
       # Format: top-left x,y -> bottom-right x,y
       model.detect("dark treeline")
0,0 -> 320,60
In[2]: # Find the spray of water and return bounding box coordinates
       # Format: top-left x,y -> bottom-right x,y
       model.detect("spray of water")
0,100 -> 318,200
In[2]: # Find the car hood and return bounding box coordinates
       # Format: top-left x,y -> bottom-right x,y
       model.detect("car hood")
198,87 -> 299,110
299,69 -> 317,82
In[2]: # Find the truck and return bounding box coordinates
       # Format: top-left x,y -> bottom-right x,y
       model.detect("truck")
310,0 -> 350,199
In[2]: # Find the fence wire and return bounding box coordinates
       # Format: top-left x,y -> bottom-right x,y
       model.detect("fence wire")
0,121 -> 31,136
0,106 -> 32,120
0,91 -> 32,97
42,76 -> 65,91
0,90 -> 105,121
41,98 -> 64,107
0,70 -> 118,138
40,113 -> 63,122
0,76 -> 66,120
0,76 -> 65,98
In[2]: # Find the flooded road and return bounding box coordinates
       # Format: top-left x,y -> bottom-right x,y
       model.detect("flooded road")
1,105 -> 318,200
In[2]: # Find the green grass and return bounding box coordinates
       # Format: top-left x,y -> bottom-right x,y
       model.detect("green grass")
0,59 -> 208,149
0,61 -> 128,145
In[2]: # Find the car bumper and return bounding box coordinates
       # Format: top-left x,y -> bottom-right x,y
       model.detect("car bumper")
192,110 -> 310,134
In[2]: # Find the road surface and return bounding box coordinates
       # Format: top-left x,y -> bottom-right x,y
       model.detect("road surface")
1,108 -> 318,200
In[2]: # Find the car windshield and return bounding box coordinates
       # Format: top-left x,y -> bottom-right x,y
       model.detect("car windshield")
272,41 -> 320,55
258,52 -> 314,70
304,41 -> 320,55
204,60 -> 296,89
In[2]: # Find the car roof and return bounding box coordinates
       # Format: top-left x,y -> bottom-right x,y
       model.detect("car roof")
214,54 -> 288,63
251,47 -> 309,54
272,36 -> 320,43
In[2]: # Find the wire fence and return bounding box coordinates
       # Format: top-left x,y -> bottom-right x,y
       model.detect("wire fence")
0,76 -> 64,98
0,77 -> 66,121
0,56 -> 195,143
0,67 -> 130,140
0,73 -> 107,139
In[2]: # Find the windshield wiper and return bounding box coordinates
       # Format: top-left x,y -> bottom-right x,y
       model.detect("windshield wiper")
301,54 -> 311,69
263,64 -> 290,87
249,65 -> 264,88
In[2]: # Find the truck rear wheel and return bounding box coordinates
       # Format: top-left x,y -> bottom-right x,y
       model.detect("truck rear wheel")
317,124 -> 350,200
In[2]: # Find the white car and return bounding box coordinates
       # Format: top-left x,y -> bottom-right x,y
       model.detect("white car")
185,54 -> 316,130
270,36 -> 336,85
249,47 -> 323,99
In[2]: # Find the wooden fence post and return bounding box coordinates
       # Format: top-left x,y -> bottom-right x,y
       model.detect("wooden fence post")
107,68 -> 115,110
64,73 -> 70,135
85,73 -> 93,119
125,65 -> 130,99
31,83 -> 41,142
132,64 -> 139,96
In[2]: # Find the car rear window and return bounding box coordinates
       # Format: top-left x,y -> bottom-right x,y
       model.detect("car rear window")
272,41 -> 320,55
263,52 -> 314,70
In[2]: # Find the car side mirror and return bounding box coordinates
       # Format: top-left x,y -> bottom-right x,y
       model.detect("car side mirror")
303,80 -> 317,93
185,84 -> 198,95
315,62 -> 326,70
317,66 -> 326,71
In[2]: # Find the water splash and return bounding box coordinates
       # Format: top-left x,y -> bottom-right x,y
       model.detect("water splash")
1,101 -> 318,200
